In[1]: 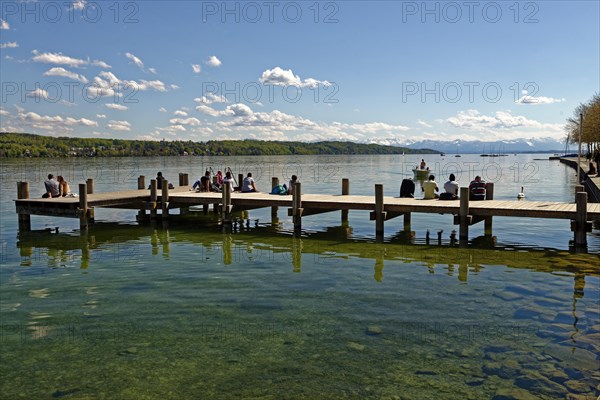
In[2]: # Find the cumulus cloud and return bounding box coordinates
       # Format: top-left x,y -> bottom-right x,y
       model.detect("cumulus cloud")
149,68 -> 157,75
0,42 -> 18,49
43,67 -> 89,83
0,19 -> 9,30
105,103 -> 128,111
418,120 -> 432,128
96,114 -> 107,118
259,67 -> 331,88
192,64 -> 201,74
72,0 -> 86,10
169,117 -> 200,126
194,93 -> 228,105
86,71 -> 168,98
14,110 -> 99,134
32,50 -> 111,69
205,56 -> 222,67
515,95 -> 566,105
159,107 -> 167,112
125,52 -> 144,69
174,110 -> 188,116
107,120 -> 131,131
26,88 -> 49,100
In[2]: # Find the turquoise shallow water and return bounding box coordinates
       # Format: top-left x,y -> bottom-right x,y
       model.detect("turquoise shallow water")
1,155 -> 599,399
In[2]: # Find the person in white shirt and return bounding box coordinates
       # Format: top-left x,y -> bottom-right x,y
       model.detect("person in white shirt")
242,173 -> 258,193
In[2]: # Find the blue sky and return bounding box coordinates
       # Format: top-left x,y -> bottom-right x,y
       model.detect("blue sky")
1,0 -> 598,143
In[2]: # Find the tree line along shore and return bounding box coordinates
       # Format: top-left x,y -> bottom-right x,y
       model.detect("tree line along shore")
0,133 -> 439,158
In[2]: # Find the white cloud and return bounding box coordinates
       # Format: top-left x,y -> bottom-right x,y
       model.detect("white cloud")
149,68 -> 157,75
0,107 -> 9,116
169,117 -> 200,126
194,93 -> 228,105
170,84 -> 180,90
105,103 -> 128,111
136,80 -> 167,92
125,52 -> 144,69
72,0 -> 86,10
158,125 -> 187,133
32,50 -> 112,69
515,95 -> 566,105
87,71 -> 168,98
107,120 -> 131,131
0,19 -> 9,30
259,67 -> 331,88
96,114 -> 107,118
205,56 -> 222,67
26,88 -> 49,100
16,110 -> 98,132
174,110 -> 188,116
418,120 -> 432,128
43,67 -> 89,83
192,64 -> 202,74
159,107 -> 167,112
0,42 -> 18,49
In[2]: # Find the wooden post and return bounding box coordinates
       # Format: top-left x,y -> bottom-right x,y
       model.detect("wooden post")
138,175 -> 145,190
150,179 -> 158,223
292,181 -> 302,231
574,191 -> 588,248
575,185 -> 584,199
459,187 -> 470,242
222,182 -> 232,224
341,178 -> 349,223
484,182 -> 494,236
17,182 -> 31,231
79,183 -> 88,230
271,177 -> 279,219
179,173 -> 184,186
86,178 -> 94,194
375,184 -> 385,237
238,174 -> 244,191
161,179 -> 169,227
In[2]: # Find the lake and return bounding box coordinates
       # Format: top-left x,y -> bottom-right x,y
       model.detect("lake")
0,154 -> 598,399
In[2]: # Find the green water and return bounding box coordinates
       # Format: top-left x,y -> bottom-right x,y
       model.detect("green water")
1,155 -> 599,399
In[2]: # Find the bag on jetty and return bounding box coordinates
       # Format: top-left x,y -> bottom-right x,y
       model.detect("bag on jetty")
271,185 -> 288,195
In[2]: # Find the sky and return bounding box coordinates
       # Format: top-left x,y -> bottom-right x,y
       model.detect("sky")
0,0 -> 598,143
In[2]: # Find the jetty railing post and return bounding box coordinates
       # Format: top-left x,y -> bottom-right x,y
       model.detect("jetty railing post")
179,173 -> 189,187
79,183 -> 88,230
292,182 -> 302,231
375,184 -> 385,238
222,182 -> 232,224
86,178 -> 94,194
161,179 -> 169,227
574,191 -> 588,248
150,179 -> 158,223
271,177 -> 279,221
341,178 -> 349,223
459,187 -> 470,243
238,174 -> 244,191
138,175 -> 145,190
484,182 -> 494,236
17,182 -> 31,232
575,185 -> 584,200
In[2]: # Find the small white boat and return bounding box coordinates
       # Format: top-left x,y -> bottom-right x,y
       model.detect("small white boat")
412,168 -> 430,179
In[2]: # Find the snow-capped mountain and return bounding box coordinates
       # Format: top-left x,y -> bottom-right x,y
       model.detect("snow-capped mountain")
366,138 -> 569,153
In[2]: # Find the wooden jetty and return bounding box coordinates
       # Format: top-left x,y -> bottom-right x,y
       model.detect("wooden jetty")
15,174 -> 600,248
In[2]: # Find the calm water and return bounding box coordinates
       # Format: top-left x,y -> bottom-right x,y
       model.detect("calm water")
0,155 -> 599,399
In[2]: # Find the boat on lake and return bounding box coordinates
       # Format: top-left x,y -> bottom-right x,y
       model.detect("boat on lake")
412,168 -> 430,179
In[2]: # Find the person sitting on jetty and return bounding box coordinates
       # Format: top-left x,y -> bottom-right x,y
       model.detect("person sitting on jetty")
42,174 -> 60,198
223,171 -> 235,192
200,171 -> 212,192
216,171 -> 224,187
400,178 -> 415,198
440,174 -> 459,200
287,175 -> 298,195
242,173 -> 258,193
422,175 -> 439,199
469,176 -> 487,200
57,176 -> 70,197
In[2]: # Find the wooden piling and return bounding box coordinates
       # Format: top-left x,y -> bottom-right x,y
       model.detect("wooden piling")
179,173 -> 189,187
138,175 -> 145,190
271,177 -> 279,219
161,179 -> 169,227
575,185 -> 584,199
222,183 -> 232,224
484,182 -> 494,236
375,184 -> 385,237
459,187 -> 470,242
238,174 -> 244,191
79,183 -> 88,230
341,178 -> 349,223
86,178 -> 94,194
574,191 -> 588,248
17,182 -> 31,231
292,181 -> 302,231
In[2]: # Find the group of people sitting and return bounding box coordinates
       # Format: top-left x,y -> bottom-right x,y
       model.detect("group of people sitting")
401,174 -> 488,200
190,171 -> 260,193
42,174 -> 72,198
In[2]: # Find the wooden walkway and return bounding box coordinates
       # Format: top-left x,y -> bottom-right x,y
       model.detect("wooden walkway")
14,176 -> 600,248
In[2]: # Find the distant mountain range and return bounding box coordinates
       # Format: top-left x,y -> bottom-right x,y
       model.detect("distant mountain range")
367,138 -> 571,154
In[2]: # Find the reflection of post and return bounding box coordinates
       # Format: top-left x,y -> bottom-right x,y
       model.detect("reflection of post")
484,182 -> 494,236
150,179 -> 158,226
223,234 -> 232,265
292,182 -> 302,231
374,250 -> 384,282
292,237 -> 302,272
151,229 -> 159,255
458,263 -> 468,282
80,233 -> 90,269
161,230 -> 170,259
17,182 -> 31,232
222,183 -> 232,224
459,187 -> 469,244
341,178 -> 349,223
